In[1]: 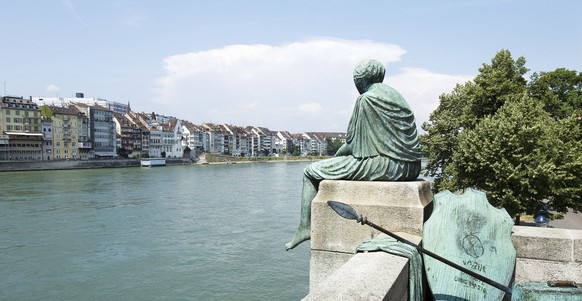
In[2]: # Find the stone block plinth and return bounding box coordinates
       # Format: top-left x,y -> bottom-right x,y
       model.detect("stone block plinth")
308,179 -> 432,292
311,180 -> 432,253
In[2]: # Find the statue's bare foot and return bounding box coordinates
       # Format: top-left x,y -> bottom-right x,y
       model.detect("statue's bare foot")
285,228 -> 310,251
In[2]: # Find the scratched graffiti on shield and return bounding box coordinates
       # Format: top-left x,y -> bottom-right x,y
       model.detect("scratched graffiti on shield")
456,210 -> 486,258
423,189 -> 516,301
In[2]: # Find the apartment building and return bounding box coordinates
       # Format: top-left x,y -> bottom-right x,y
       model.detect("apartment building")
73,103 -> 116,157
113,113 -> 136,157
126,111 -> 149,158
41,119 -> 53,160
48,105 -> 91,160
0,96 -> 43,160
181,121 -> 204,157
274,131 -> 293,155
162,118 -> 183,158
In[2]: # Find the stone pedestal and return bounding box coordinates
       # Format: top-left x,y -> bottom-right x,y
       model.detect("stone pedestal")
308,179 -> 433,292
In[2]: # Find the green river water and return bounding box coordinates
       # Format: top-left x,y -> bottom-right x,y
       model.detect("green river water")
0,162 -> 311,300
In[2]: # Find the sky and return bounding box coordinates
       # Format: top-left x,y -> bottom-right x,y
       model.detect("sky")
2,0 -> 581,133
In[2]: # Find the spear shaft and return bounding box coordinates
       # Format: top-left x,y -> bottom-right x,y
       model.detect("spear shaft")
327,201 -> 513,295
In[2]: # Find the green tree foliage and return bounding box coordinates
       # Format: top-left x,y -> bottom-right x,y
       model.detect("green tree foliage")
422,49 -> 528,191
422,49 -> 582,219
291,145 -> 300,156
528,68 -> 582,120
445,97 -> 582,218
40,105 -> 54,119
325,137 -> 343,156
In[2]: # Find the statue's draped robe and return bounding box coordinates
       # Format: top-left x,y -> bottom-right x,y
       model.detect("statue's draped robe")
305,83 -> 422,181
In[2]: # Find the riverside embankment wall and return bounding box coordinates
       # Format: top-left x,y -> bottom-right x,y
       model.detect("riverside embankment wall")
0,158 -> 192,172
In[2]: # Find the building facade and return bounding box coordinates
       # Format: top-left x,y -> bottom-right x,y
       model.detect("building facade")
0,96 -> 43,160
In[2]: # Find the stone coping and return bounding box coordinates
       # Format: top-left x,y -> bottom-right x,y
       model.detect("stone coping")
303,251 -> 409,301
305,228 -> 582,300
511,226 -> 582,263
304,233 -> 421,301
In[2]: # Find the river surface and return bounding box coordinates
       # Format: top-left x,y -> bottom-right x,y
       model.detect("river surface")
0,162 -> 311,300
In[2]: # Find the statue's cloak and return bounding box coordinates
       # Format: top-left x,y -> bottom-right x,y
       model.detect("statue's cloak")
345,83 -> 422,162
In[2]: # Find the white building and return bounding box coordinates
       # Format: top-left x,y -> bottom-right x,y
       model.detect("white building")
32,94 -> 129,115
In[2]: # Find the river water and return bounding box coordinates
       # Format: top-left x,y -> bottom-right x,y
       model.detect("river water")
0,162 -> 311,300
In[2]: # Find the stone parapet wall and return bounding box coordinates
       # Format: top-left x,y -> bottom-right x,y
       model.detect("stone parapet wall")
512,226 -> 582,283
304,180 -> 582,300
306,180 -> 432,298
304,249 -> 411,301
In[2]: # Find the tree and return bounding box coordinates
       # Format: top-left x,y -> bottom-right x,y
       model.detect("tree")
445,97 -> 582,219
325,137 -> 343,156
528,68 -> 582,120
291,145 -> 300,156
40,105 -> 53,119
422,49 -> 582,220
421,49 -> 529,191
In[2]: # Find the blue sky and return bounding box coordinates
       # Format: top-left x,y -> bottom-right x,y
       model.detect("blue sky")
2,0 -> 581,132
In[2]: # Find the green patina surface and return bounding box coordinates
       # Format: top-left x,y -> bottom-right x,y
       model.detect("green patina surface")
357,236 -> 424,301
423,189 -> 516,301
286,59 -> 422,250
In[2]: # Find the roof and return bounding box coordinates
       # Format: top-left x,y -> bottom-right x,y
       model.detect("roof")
49,105 -> 79,116
1,96 -> 39,110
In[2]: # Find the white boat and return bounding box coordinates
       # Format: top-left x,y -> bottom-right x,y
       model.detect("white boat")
140,158 -> 166,167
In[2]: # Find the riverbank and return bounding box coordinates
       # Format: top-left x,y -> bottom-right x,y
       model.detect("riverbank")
198,153 -> 324,164
0,155 -> 319,172
0,158 -> 192,172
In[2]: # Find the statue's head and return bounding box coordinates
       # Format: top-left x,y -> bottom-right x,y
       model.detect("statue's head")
353,59 -> 386,94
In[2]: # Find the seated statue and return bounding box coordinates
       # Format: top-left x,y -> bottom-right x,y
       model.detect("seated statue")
285,59 -> 422,251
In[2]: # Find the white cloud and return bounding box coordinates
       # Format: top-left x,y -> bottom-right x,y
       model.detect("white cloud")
46,84 -> 60,94
386,68 -> 473,130
298,103 -> 323,114
152,38 -> 471,133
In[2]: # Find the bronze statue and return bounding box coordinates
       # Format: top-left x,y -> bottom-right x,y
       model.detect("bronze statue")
286,59 -> 422,250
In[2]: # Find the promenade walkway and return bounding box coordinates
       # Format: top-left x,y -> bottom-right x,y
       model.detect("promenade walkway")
549,209 -> 582,230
